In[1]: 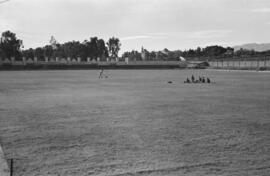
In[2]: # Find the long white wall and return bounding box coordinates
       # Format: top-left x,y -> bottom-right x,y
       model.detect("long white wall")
208,60 -> 270,68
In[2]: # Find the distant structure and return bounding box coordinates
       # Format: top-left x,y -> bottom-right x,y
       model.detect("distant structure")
49,36 -> 58,50
179,56 -> 186,61
141,46 -> 146,61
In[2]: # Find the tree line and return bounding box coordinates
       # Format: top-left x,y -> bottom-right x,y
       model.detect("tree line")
122,46 -> 270,61
1,30 -> 270,62
0,30 -> 121,61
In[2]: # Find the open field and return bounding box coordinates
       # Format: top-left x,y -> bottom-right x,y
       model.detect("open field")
0,70 -> 270,176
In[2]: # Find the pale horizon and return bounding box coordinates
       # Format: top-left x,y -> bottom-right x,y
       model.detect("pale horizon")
1,0 -> 270,53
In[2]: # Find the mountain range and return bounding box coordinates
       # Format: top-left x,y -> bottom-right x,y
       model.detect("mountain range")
233,43 -> 270,52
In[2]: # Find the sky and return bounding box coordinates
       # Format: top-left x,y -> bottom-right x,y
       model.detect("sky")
1,0 -> 270,53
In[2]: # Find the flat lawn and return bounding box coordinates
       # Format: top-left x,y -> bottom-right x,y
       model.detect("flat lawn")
0,70 -> 270,176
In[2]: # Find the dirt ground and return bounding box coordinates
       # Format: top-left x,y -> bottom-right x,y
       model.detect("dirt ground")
0,69 -> 270,176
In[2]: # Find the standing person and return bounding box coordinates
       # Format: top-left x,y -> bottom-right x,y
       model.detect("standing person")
207,77 -> 211,83
99,68 -> 104,79
184,77 -> 191,83
191,74 -> 195,83
202,77 -> 205,83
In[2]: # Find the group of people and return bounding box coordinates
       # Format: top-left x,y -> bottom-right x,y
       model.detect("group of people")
98,69 -> 211,84
184,74 -> 211,83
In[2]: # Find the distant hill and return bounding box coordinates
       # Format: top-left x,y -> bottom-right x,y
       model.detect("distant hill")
234,43 -> 270,52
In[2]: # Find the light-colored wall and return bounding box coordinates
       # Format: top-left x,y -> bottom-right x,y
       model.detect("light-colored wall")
208,60 -> 270,68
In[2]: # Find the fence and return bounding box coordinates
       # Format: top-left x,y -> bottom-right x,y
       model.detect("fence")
2,57 -> 270,70
208,60 -> 270,69
0,57 -> 183,66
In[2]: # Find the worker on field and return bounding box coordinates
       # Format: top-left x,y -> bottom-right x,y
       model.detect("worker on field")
99,68 -> 104,79
191,74 -> 195,83
184,77 -> 191,83
199,76 -> 202,82
202,77 -> 205,83
207,77 -> 211,83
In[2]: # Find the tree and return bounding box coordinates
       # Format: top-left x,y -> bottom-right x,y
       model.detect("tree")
83,37 -> 107,61
34,47 -> 45,60
202,45 -> 227,57
53,44 -> 66,59
22,48 -> 34,59
122,50 -> 141,61
149,51 -> 157,60
97,39 -> 108,60
61,41 -> 85,59
0,30 -> 23,59
234,48 -> 255,57
88,37 -> 99,60
107,37 -> 121,60
195,47 -> 202,56
44,45 -> 53,58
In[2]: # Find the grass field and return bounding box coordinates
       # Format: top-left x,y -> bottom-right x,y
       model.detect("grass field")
0,69 -> 270,176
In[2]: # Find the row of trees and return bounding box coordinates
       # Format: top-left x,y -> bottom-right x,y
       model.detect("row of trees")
122,45 -> 270,61
2,30 -> 270,62
181,46 -> 233,57
121,46 -> 234,61
0,31 -> 121,61
181,46 -> 270,58
122,48 -> 181,61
